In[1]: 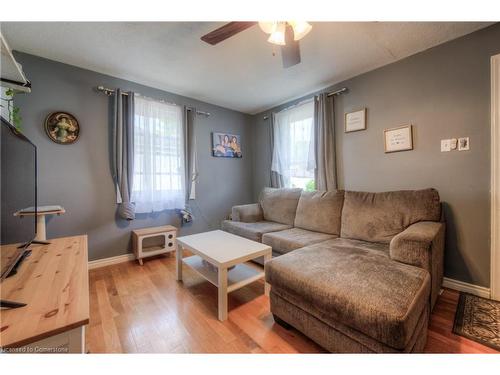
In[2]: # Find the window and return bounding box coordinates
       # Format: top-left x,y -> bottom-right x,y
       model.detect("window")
271,100 -> 315,190
132,96 -> 185,213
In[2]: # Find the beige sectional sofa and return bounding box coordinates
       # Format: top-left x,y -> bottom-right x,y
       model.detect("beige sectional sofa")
221,187 -> 445,353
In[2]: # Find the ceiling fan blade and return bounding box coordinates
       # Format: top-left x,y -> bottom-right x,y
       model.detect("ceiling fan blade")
201,22 -> 257,45
281,25 -> 301,68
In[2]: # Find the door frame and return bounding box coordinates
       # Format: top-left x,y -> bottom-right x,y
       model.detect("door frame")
491,53 -> 500,301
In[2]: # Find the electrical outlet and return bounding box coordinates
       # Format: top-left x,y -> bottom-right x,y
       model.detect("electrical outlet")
458,137 -> 470,151
441,139 -> 451,152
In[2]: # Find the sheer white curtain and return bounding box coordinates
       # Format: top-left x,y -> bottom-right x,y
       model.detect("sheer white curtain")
132,95 -> 186,213
271,99 -> 315,189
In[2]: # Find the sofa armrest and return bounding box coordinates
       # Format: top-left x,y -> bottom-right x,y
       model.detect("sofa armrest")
231,203 -> 264,223
390,221 -> 445,310
390,221 -> 444,269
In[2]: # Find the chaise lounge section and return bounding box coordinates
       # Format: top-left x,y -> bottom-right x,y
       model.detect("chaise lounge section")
221,187 -> 445,353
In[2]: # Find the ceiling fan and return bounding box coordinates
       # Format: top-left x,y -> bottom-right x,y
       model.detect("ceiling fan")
200,21 -> 312,68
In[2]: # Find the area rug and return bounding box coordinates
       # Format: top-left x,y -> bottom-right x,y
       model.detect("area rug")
452,292 -> 500,351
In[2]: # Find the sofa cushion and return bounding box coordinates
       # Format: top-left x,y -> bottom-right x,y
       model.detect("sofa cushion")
294,190 -> 344,235
262,228 -> 336,254
221,220 -> 292,243
340,189 -> 441,243
259,187 -> 302,225
327,237 -> 390,257
265,239 -> 430,349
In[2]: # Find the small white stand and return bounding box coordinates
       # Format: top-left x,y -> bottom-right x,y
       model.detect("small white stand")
132,225 -> 177,265
14,205 -> 66,241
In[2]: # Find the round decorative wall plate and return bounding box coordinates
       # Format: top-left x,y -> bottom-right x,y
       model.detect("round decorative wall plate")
44,112 -> 80,144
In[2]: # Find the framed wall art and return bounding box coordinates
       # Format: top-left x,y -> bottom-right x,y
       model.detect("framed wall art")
345,108 -> 366,133
44,112 -> 80,144
212,132 -> 242,158
384,124 -> 413,153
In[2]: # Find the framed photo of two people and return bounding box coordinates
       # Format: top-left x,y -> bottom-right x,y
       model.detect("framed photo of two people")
212,132 -> 242,158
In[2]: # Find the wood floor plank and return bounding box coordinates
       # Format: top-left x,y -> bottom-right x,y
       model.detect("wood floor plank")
86,256 -> 498,354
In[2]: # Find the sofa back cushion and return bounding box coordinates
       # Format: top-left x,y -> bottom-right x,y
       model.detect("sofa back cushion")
294,190 -> 344,235
340,188 -> 441,243
260,187 -> 302,225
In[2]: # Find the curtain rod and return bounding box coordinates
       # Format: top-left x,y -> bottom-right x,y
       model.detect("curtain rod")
262,87 -> 348,120
95,85 -> 211,117
327,87 -> 348,97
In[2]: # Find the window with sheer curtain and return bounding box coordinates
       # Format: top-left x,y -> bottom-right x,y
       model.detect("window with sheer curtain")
271,100 -> 315,189
132,96 -> 185,213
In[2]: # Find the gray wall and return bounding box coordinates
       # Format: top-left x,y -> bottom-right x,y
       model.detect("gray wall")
252,24 -> 500,287
13,53 -> 255,261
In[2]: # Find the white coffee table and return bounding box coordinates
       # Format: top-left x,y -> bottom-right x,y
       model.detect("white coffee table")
176,230 -> 272,321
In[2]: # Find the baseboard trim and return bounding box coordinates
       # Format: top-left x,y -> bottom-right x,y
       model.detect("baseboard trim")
443,277 -> 491,298
88,253 -> 135,270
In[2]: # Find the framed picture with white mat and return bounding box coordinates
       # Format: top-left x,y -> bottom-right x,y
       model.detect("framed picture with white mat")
384,124 -> 413,153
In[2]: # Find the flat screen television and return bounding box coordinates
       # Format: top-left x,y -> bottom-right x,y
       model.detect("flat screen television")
1,115 -> 37,281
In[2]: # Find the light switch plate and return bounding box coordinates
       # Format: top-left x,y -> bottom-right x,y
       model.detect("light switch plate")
441,139 -> 451,152
450,138 -> 458,150
458,137 -> 470,151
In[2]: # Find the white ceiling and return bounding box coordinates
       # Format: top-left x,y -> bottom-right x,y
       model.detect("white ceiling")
0,22 -> 493,114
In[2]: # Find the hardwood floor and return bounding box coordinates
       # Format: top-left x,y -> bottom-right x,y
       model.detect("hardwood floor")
86,255 -> 498,353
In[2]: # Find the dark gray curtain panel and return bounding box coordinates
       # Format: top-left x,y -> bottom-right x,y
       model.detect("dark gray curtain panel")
184,107 -> 197,201
314,93 -> 337,191
269,113 -> 285,188
112,89 -> 135,220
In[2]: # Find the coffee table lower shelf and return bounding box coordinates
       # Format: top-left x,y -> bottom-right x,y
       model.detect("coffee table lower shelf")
182,255 -> 265,293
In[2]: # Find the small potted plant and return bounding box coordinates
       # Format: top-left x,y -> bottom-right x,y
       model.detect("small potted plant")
1,88 -> 22,130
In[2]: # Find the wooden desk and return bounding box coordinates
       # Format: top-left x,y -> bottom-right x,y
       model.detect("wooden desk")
0,235 -> 89,353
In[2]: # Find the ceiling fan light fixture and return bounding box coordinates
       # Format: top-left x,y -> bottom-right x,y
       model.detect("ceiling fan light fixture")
258,21 -> 277,34
267,22 -> 286,46
290,21 -> 312,41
